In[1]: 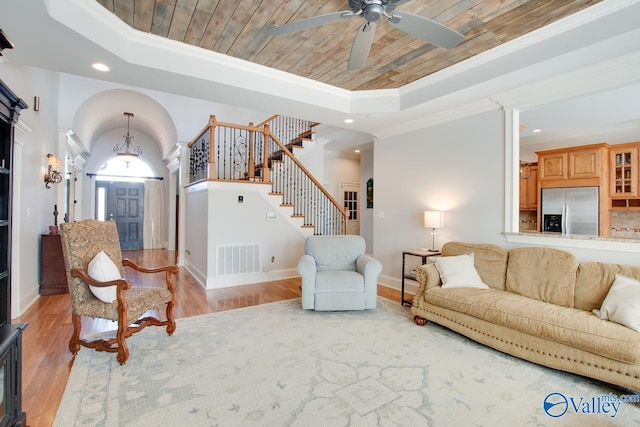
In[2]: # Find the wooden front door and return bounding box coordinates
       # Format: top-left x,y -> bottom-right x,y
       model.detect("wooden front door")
99,182 -> 144,249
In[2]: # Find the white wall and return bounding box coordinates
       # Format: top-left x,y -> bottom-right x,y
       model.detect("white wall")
374,109 -> 505,288
185,181 -> 306,289
0,63 -> 61,317
184,184 -> 209,285
324,151 -> 360,199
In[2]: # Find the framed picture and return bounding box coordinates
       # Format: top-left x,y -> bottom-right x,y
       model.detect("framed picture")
366,178 -> 373,209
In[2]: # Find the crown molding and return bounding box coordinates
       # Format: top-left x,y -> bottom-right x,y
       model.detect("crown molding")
491,50 -> 640,111
373,98 -> 501,140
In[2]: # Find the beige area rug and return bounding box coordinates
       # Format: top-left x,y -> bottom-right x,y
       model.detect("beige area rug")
54,297 -> 640,426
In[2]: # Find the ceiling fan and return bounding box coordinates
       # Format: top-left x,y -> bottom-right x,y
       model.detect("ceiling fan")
268,0 -> 464,70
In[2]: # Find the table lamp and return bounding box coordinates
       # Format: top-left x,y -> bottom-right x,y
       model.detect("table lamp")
423,211 -> 443,251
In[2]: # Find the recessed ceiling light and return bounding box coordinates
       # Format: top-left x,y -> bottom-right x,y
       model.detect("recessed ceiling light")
532,128 -> 542,133
344,118 -> 354,124
354,149 -> 360,153
92,62 -> 110,72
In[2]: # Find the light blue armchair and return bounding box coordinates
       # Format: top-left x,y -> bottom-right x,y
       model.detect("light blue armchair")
297,235 -> 382,311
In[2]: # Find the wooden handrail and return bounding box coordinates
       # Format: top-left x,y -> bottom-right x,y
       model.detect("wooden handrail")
187,124 -> 209,149
256,114 -> 279,128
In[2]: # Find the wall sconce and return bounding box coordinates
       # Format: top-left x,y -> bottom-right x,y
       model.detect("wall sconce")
44,153 -> 63,188
423,210 -> 443,251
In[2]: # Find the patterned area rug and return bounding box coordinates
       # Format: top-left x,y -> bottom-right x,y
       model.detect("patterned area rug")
54,297 -> 640,426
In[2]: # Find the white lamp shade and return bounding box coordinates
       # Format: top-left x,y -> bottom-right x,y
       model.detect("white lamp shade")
424,211 -> 443,229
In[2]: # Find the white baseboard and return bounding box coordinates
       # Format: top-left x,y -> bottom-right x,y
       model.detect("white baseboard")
205,268 -> 299,290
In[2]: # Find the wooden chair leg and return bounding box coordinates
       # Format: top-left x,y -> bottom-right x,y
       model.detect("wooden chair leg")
116,295 -> 130,365
116,338 -> 129,364
69,314 -> 82,354
165,301 -> 176,335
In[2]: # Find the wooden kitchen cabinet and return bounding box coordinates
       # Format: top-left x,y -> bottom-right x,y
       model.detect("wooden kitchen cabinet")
40,233 -> 68,295
609,142 -> 640,209
538,152 -> 567,181
537,143 -> 608,185
519,164 -> 538,210
536,143 -> 610,237
610,145 -> 638,198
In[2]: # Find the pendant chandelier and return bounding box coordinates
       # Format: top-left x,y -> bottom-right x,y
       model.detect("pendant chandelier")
114,112 -> 142,163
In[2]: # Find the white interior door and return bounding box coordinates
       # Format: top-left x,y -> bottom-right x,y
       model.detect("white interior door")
340,183 -> 360,235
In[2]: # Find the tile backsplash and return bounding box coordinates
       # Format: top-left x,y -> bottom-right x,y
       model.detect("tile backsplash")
519,210 -> 537,232
610,211 -> 640,239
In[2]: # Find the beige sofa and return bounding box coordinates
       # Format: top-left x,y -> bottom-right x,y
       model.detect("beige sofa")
411,241 -> 640,392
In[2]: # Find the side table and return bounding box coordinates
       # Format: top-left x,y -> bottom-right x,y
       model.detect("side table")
401,249 -> 441,306
40,233 -> 69,295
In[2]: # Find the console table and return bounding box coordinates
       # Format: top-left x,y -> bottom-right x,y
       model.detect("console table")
401,249 -> 441,306
40,233 -> 68,295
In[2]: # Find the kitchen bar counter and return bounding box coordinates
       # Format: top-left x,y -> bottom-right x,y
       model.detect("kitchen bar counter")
504,231 -> 640,254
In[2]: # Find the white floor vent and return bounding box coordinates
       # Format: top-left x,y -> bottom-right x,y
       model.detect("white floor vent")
216,243 -> 261,277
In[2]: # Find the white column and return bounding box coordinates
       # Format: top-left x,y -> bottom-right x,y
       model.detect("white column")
11,119 -> 31,318
177,142 -> 189,266
504,108 -> 520,234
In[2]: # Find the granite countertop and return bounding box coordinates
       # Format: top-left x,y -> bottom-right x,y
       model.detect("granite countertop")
508,231 -> 640,244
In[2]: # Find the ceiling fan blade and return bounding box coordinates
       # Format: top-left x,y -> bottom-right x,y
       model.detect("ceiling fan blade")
348,22 -> 377,70
390,11 -> 463,49
269,11 -> 354,36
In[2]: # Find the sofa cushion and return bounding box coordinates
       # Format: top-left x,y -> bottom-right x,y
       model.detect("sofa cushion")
424,286 -> 640,364
441,242 -> 508,290
505,247 -> 578,307
435,253 -> 489,289
593,275 -> 640,333
575,262 -> 640,312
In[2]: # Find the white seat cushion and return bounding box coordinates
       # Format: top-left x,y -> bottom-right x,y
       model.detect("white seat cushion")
316,271 -> 364,293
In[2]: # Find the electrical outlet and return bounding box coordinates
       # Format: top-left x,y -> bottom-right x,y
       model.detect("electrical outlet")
271,256 -> 275,263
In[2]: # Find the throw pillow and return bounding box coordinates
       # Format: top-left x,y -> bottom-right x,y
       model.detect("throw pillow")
593,274 -> 640,333
435,253 -> 489,289
87,250 -> 121,303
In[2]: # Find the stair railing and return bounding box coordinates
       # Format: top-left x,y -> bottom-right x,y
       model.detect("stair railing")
188,115 -> 267,183
256,115 -> 316,162
187,115 -> 347,234
265,125 -> 347,235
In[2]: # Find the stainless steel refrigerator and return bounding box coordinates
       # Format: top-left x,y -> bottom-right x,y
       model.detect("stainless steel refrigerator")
540,187 -> 599,236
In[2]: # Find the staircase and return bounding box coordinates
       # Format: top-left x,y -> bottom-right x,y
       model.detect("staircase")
187,115 -> 347,235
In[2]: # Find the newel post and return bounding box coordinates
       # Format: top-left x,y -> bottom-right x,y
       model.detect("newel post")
208,115 -> 216,179
261,124 -> 271,182
248,122 -> 255,180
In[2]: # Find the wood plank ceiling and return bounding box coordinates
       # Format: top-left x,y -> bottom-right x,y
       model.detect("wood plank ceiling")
96,0 -> 602,91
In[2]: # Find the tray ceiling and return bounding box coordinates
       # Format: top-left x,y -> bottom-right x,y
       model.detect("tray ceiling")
96,0 -> 603,91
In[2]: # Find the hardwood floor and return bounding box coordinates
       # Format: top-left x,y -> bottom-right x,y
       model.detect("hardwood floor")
17,249 -> 403,427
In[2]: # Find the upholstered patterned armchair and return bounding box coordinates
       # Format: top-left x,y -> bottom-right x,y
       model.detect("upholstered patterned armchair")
297,235 -> 382,311
60,219 -> 178,365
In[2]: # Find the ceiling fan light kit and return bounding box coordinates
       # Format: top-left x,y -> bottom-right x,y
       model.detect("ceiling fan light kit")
269,0 -> 464,70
